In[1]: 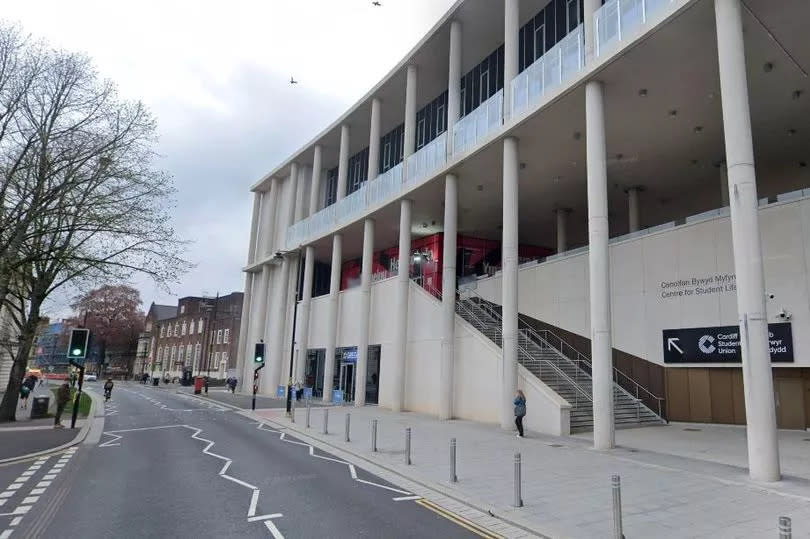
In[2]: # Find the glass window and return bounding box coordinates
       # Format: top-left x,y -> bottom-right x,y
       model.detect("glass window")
567,0 -> 580,32
216,330 -> 222,344
416,117 -> 426,149
170,345 -> 176,361
480,68 -> 490,104
157,347 -> 163,361
178,346 -> 185,364
180,305 -> 185,314
195,343 -> 201,360
223,329 -> 230,344
535,22 -> 546,60
436,101 -> 446,135
181,321 -> 187,336
198,318 -> 203,333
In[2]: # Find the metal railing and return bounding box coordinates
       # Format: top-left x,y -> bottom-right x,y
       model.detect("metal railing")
595,0 -> 675,58
452,90 -> 503,156
511,24 -> 584,118
463,289 -> 665,420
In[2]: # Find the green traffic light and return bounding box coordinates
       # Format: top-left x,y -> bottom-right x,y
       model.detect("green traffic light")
72,348 -> 81,356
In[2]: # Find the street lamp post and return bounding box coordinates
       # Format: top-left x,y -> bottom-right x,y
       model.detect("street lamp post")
285,248 -> 304,417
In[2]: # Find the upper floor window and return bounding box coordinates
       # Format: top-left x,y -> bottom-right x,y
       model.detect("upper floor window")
181,321 -> 187,336
223,329 -> 230,344
198,318 -> 204,334
216,329 -> 222,344
566,0 -> 580,33
160,325 -> 165,338
180,305 -> 186,314
194,343 -> 201,360
325,167 -> 338,207
170,345 -> 176,361
145,321 -> 152,332
173,323 -> 179,337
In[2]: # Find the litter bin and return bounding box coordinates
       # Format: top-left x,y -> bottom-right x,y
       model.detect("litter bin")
31,396 -> 49,419
152,377 -> 159,386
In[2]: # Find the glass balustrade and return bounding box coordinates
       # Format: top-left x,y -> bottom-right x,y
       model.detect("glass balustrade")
452,90 -> 503,156
406,132 -> 447,186
367,162 -> 403,209
595,0 -> 674,58
511,25 -> 584,118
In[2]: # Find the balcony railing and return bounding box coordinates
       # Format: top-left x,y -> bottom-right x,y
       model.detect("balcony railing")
595,0 -> 674,58
406,132 -> 447,187
452,89 -> 503,156
511,25 -> 584,117
367,162 -> 404,208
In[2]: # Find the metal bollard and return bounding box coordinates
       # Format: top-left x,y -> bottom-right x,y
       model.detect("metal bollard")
323,407 -> 329,434
450,438 -> 457,483
514,453 -> 523,507
371,419 -> 378,452
290,397 -> 295,423
612,475 -> 623,539
405,427 -> 412,465
779,516 -> 792,539
345,413 -> 351,442
306,398 -> 311,428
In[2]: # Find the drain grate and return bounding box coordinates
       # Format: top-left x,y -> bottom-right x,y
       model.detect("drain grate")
683,428 -> 702,432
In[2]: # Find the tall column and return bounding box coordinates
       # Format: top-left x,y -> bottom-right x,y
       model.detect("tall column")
501,136 -> 519,430
248,265 -> 270,387
248,192 -> 262,263
355,219 -> 375,407
404,65 -> 418,158
310,145 -> 322,215
447,20 -> 462,152
586,80 -> 615,450
719,161 -> 730,207
715,0 -> 779,482
295,245 -> 316,383
556,208 -> 569,253
392,199 -> 412,412
503,0 -> 519,118
584,0 -> 601,65
294,164 -> 306,222
337,125 -> 350,200
235,271 -> 254,391
627,187 -> 641,233
439,174 -> 458,420
323,234 -> 343,403
260,178 -> 279,257
368,97 -> 381,181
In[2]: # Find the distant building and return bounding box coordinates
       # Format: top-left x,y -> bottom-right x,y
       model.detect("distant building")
143,292 -> 243,380
33,320 -> 70,371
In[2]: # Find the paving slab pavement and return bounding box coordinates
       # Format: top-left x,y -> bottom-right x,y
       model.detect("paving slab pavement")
253,405 -> 810,539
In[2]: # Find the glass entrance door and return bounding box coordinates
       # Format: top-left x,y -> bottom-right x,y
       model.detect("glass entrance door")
339,363 -> 355,403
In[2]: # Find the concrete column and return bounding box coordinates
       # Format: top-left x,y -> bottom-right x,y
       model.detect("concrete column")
392,199 -> 412,412
627,187 -> 641,233
715,0 -> 779,482
294,164 -> 307,222
310,145 -> 322,215
555,208 -> 569,253
503,0 -> 519,118
447,20 -> 462,152
295,245 -> 316,383
323,234 -> 342,403
268,258 -> 291,391
337,124 -> 350,200
235,271 -> 254,391
248,266 -> 270,387
248,192 -> 261,263
355,219 -> 375,407
404,65 -> 418,158
260,178 -> 279,257
501,136 -> 519,430
586,80 -> 615,450
584,0 -> 601,64
439,174 -> 458,420
368,97 -> 381,181
719,161 -> 730,207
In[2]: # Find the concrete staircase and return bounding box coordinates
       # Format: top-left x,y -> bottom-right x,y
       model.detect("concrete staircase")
455,296 -> 664,432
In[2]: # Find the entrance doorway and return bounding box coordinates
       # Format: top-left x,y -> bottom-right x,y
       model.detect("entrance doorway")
775,378 -> 806,429
305,349 -> 325,398
339,362 -> 355,402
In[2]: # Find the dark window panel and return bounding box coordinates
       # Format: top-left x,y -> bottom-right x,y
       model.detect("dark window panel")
519,26 -> 526,72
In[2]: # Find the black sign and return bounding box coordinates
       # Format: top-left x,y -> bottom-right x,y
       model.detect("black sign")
662,323 -> 793,364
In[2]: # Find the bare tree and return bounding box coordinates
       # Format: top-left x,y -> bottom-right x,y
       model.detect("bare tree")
0,30 -> 188,421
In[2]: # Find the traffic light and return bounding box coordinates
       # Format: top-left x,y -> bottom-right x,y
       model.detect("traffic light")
67,329 -> 90,360
254,342 -> 265,364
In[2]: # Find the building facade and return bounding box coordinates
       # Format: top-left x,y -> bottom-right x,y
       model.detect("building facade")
237,0 -> 810,482
147,293 -> 243,380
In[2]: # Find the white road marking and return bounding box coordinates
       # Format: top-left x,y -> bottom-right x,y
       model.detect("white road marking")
0,528 -> 11,538
392,495 -> 422,502
0,500 -> 5,507
0,492 -> 12,499
6,485 -> 21,491
42,475 -> 56,480
264,519 -> 285,539
247,513 -> 283,523
29,489 -> 44,495
254,421 -> 414,498
35,482 -> 51,488
20,497 -> 38,505
19,472 -> 33,478
9,518 -> 20,526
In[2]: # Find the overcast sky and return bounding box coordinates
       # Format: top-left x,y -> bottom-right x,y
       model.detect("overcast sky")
4,0 -> 455,315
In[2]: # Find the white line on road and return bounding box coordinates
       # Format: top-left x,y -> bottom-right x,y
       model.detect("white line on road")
392,495 -> 422,502
0,528 -> 11,538
247,513 -> 283,523
264,519 -> 284,539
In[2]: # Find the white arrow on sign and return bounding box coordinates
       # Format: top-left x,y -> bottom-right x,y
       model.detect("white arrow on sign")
667,337 -> 684,354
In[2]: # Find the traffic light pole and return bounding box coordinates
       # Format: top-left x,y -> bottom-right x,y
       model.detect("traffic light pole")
252,363 -> 265,411
286,249 -> 303,417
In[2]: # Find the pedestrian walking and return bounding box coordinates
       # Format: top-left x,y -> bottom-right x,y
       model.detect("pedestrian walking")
227,377 -> 237,394
514,389 -> 526,438
54,382 -> 71,428
19,384 -> 31,409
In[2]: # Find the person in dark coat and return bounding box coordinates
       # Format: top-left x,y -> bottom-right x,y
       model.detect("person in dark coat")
513,389 -> 527,438
54,382 -> 72,428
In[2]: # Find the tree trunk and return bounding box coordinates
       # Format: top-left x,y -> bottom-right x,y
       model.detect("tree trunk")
0,298 -> 41,422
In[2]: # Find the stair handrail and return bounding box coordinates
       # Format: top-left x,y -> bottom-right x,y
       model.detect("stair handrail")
461,288 -> 665,418
455,296 -> 592,407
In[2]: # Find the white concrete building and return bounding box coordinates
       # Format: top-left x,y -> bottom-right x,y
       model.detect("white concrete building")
237,0 -> 810,482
